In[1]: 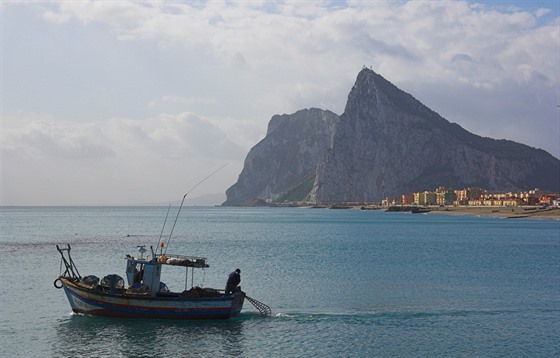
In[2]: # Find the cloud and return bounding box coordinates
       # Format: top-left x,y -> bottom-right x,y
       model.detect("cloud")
2,1 -> 559,205
34,1 -> 560,100
43,8 -> 71,24
3,112 -> 248,162
1,112 -> 251,205
148,96 -> 217,108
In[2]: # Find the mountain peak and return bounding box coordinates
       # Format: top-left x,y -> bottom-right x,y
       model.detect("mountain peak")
224,69 -> 560,206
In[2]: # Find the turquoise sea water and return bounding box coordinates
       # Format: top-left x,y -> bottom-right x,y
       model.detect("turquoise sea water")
1,206 -> 559,357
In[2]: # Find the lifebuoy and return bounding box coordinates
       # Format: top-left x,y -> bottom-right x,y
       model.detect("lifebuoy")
54,278 -> 63,289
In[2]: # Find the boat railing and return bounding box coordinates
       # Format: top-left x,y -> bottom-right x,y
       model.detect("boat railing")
157,253 -> 209,268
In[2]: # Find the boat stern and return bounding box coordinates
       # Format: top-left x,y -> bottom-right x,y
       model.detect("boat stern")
229,290 -> 245,317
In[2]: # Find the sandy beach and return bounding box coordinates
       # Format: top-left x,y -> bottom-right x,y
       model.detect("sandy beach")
427,206 -> 560,220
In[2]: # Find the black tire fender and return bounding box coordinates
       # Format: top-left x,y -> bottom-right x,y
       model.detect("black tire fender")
54,278 -> 63,289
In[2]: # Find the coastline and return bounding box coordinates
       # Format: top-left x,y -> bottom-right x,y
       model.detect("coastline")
291,204 -> 560,220
425,206 -> 560,220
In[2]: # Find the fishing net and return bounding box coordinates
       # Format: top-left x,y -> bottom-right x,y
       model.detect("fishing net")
100,274 -> 125,290
81,275 -> 99,287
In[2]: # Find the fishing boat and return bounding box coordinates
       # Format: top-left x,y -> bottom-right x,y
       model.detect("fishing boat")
55,244 -> 264,319
54,166 -> 271,320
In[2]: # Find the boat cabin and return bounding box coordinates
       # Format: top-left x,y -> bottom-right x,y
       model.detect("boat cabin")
125,245 -> 209,296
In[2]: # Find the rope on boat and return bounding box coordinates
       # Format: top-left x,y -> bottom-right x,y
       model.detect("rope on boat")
245,295 -> 271,316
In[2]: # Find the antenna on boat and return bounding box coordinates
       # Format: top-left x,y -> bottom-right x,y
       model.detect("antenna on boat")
163,163 -> 228,255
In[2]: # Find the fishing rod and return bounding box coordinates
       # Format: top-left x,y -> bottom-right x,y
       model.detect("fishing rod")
155,204 -> 172,257
163,163 -> 229,255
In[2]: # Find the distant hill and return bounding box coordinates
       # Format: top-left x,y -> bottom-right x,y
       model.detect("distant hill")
184,192 -> 226,206
142,193 -> 226,207
224,68 -> 560,206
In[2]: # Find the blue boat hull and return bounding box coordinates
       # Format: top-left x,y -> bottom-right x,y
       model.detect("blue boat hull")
60,278 -> 245,320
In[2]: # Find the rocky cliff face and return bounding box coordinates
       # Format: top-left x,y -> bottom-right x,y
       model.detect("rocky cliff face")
310,69 -> 560,203
223,108 -> 338,206
225,69 -> 560,205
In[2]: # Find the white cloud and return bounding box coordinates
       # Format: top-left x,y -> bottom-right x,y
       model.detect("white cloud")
43,9 -> 71,24
148,96 -> 216,108
4,119 -> 114,160
1,112 -> 251,205
2,0 -> 559,205
535,8 -> 551,18
3,111 -> 252,162
34,1 -> 559,96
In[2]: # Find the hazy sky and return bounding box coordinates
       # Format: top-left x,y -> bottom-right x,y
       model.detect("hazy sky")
2,1 -> 559,206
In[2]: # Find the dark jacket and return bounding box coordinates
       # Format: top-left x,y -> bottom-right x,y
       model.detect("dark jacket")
227,271 -> 241,287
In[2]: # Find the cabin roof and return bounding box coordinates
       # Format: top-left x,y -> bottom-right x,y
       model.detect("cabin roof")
127,253 -> 209,268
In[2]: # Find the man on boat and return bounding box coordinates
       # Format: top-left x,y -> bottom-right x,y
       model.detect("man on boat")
225,268 -> 241,294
